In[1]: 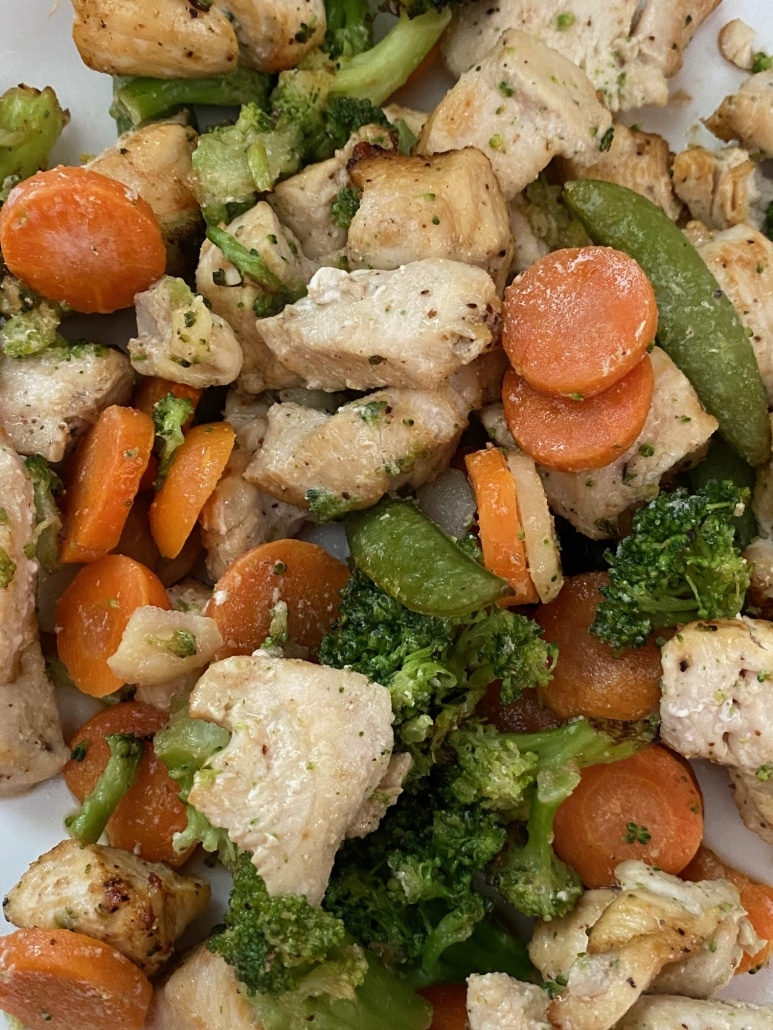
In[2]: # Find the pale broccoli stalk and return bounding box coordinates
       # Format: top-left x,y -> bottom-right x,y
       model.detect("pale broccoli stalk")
23,454 -> 63,574
151,392 -> 194,485
205,225 -> 307,317
65,733 -> 144,843
0,85 -> 69,203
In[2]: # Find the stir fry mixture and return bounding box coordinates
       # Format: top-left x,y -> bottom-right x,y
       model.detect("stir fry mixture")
3,0 -> 773,1028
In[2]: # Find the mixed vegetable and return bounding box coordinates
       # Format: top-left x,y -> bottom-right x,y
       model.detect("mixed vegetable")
2,1 -> 773,1029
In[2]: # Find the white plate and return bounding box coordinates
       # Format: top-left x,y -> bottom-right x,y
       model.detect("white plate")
2,0 -> 773,1023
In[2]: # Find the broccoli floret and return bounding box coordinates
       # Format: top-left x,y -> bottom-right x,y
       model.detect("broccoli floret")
65,733 -> 143,843
0,85 -> 69,203
205,225 -> 307,318
330,185 -> 363,229
23,453 -> 63,574
590,480 -> 752,650
752,51 -> 773,74
323,0 -> 374,60
151,392 -> 195,484
0,298 -> 61,357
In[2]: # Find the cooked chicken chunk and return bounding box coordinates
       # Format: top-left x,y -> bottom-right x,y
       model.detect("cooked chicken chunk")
506,450 -> 563,603
615,994 -> 773,1030
0,641 -> 68,797
537,347 -> 717,539
244,386 -> 467,517
704,70 -> 773,158
106,605 -> 223,687
728,766 -> 773,847
529,888 -> 618,981
660,617 -> 773,774
187,654 -> 394,903
345,147 -> 514,293
345,752 -> 413,839
3,839 -> 210,976
129,276 -> 243,388
0,431 -> 38,675
558,125 -> 682,221
71,0 -> 239,78
466,973 -> 552,1030
146,944 -> 261,1030
685,222 -> 773,405
216,0 -> 325,73
442,0 -> 720,112
418,29 -> 611,201
196,201 -> 310,394
718,19 -> 758,71
0,343 -> 133,461
672,146 -> 773,231
743,537 -> 773,619
87,121 -> 202,276
257,260 -> 500,392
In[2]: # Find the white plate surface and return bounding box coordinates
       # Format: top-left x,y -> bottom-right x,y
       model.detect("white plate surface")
2,0 -> 773,1023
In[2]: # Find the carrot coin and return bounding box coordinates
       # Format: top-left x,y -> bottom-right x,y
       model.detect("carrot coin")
0,166 -> 166,313
502,246 -> 657,398
419,983 -> 468,1030
501,355 -> 654,472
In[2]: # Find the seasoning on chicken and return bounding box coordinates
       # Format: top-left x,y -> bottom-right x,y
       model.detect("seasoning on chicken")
704,68 -> 773,159
672,147 -> 773,231
215,0 -> 326,74
345,146 -> 514,293
466,972 -> 552,1030
418,29 -> 612,201
3,838 -> 211,977
0,342 -> 133,462
256,259 -> 500,392
186,653 -> 394,904
0,430 -> 39,675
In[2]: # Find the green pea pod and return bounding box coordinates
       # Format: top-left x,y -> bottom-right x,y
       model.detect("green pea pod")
563,180 -> 771,468
346,497 -> 511,616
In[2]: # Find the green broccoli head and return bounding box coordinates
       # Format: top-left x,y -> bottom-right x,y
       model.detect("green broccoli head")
0,85 -> 69,203
591,479 -> 752,650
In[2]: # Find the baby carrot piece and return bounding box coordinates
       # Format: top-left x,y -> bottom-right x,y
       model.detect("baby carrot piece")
59,405 -> 155,564
502,246 -> 657,399
682,846 -> 773,974
0,927 -> 152,1030
552,744 -> 704,888
464,447 -> 538,605
55,553 -> 170,698
501,355 -> 654,472
205,538 -> 350,660
0,166 -> 166,314
132,376 -> 203,421
149,421 -> 235,559
64,701 -> 193,868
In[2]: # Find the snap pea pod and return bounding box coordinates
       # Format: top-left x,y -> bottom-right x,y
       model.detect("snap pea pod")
346,497 -> 511,616
563,180 -> 771,468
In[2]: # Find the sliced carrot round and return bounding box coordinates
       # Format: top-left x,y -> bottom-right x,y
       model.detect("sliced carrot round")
131,377 -> 203,421
553,744 -> 704,889
59,405 -> 155,565
501,355 -> 654,472
205,539 -> 350,660
502,246 -> 657,398
149,421 -> 235,560
419,983 -> 468,1030
534,571 -> 662,722
63,701 -> 193,868
464,447 -> 538,606
0,166 -> 166,314
0,927 -> 152,1030
55,554 -> 170,698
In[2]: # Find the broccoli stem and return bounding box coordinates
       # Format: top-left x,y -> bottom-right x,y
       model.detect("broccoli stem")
205,225 -> 307,316
65,733 -> 144,843
329,9 -> 452,104
111,66 -> 273,129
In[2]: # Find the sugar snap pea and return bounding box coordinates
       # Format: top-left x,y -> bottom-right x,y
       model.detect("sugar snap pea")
563,180 -> 771,467
346,497 -> 511,616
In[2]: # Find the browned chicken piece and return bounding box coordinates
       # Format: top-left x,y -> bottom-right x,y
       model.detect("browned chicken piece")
744,537 -> 773,619
616,995 -> 773,1029
442,0 -> 720,113
685,222 -> 773,405
466,973 -> 552,1030
146,944 -> 261,1030
267,125 -> 398,263
0,429 -> 38,676
187,654 -> 394,903
71,0 -> 239,78
0,641 -> 68,797
558,124 -> 683,221
718,18 -> 758,70
244,385 -> 467,517
729,767 -> 773,848
704,69 -> 773,158
196,201 -> 311,394
418,29 -> 611,201
0,344 -> 133,462
256,260 -> 500,392
672,146 -> 773,230
87,121 -> 202,276
3,839 -> 211,977
215,0 -> 325,73
345,147 -> 514,294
